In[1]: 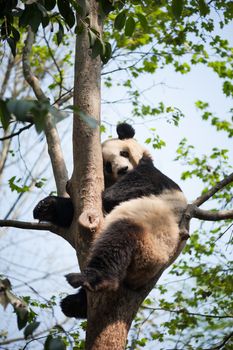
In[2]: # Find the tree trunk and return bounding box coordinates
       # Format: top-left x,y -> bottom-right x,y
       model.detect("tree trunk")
70,1 -> 188,349
71,0 -> 104,266
70,1 -> 142,348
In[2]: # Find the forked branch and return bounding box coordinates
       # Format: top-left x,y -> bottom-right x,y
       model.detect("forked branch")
182,171 -> 233,223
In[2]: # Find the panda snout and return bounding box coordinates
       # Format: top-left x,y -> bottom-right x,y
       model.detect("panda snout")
117,166 -> 128,176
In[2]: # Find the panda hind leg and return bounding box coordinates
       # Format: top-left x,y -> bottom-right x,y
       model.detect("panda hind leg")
66,269 -> 119,292
66,219 -> 142,292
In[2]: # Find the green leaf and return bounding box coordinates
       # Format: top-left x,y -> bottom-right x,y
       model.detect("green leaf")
91,37 -> 105,59
49,106 -> 67,122
24,321 -> 40,339
56,22 -> 64,45
44,0 -> 56,11
7,37 -> 16,56
36,3 -> 48,18
0,99 -> 11,130
8,176 -> 30,193
198,0 -> 210,17
101,41 -> 112,64
11,26 -> 20,42
57,0 -> 75,28
99,0 -> 114,15
16,308 -> 29,331
30,100 -> 50,133
125,16 -> 136,37
19,5 -> 42,32
66,105 -> 98,129
79,110 -> 98,129
44,336 -> 66,350
6,99 -> 35,120
88,29 -> 97,48
136,13 -> 148,31
114,11 -> 126,30
171,0 -> 184,19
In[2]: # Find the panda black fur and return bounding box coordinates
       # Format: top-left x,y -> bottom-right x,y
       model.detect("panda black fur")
33,123 -> 187,318
33,123 -> 149,226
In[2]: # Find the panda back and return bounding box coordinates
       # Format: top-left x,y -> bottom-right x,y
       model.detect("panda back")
104,190 -> 187,241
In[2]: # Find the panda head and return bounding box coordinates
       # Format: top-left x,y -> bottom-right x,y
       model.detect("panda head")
102,123 -> 151,184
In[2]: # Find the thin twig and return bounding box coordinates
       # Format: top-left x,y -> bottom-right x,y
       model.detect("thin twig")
0,55 -> 15,98
0,123 -> 33,141
43,28 -> 63,98
202,331 -> 233,350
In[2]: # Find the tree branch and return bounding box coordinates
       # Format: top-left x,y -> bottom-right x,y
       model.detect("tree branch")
0,123 -> 33,141
0,220 -> 74,248
202,331 -> 233,350
0,55 -> 15,98
178,172 -> 233,242
192,172 -> 233,207
191,206 -> 233,221
143,306 -> 233,319
22,26 -> 68,196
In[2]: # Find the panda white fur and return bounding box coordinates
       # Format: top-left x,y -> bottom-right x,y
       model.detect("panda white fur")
33,123 -> 187,317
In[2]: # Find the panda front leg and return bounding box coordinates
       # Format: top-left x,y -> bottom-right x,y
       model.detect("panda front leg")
33,196 -> 74,227
66,219 -> 142,292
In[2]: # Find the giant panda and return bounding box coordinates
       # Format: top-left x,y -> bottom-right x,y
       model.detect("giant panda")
33,123 -> 187,318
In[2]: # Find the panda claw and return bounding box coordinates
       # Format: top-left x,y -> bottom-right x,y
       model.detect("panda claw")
65,273 -> 85,288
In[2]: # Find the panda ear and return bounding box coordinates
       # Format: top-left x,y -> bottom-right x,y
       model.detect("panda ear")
116,123 -> 135,140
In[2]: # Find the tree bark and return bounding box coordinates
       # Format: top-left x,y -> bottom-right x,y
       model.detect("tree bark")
71,0 -> 104,266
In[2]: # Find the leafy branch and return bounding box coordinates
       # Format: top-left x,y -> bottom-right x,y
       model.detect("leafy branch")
182,172 -> 233,224
142,306 -> 233,319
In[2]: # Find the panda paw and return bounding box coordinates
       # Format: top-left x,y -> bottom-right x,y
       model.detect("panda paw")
60,289 -> 87,318
33,196 -> 57,223
65,271 -> 119,292
65,273 -> 86,289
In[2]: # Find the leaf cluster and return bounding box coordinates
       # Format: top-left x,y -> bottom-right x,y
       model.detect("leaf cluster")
0,98 -> 66,133
0,0 -> 77,56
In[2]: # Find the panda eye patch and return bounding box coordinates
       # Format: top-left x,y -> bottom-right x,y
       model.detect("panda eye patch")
120,151 -> 129,158
105,161 -> 112,174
